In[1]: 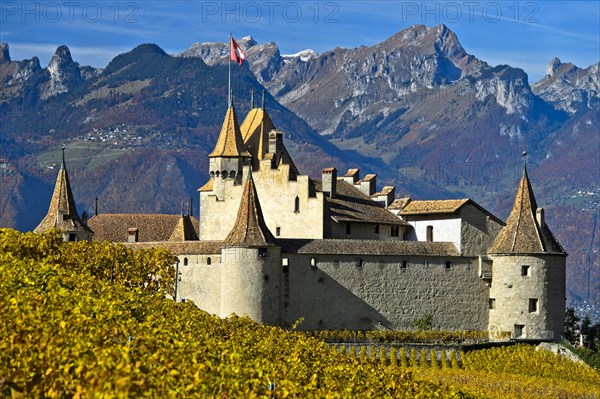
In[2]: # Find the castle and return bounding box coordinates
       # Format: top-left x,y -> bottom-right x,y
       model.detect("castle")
35,99 -> 567,341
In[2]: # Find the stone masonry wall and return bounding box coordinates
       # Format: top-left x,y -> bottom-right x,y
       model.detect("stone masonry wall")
280,253 -> 489,331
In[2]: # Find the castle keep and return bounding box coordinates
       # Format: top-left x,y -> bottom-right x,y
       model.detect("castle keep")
36,101 -> 567,341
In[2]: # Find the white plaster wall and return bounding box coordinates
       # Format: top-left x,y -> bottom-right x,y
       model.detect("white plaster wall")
280,254 -> 488,331
488,255 -> 566,341
177,254 -> 222,315
329,222 -> 405,240
406,216 -> 462,250
200,167 -> 324,240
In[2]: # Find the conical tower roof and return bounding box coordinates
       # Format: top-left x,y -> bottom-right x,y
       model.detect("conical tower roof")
223,171 -> 275,247
34,148 -> 92,235
209,105 -> 251,158
489,163 -> 565,255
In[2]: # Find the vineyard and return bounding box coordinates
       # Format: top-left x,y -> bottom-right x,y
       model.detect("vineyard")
2,229 -> 599,398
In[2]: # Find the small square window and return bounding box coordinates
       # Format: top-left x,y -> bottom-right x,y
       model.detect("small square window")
258,248 -> 268,259
374,224 -> 380,234
514,324 -> 525,338
401,260 -> 407,270
521,265 -> 530,276
390,226 -> 399,237
356,259 -> 364,269
529,298 -> 538,313
282,258 -> 289,274
276,227 -> 281,236
445,261 -> 452,270
489,298 -> 496,310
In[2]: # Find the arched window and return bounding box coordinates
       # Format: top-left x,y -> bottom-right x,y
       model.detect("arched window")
426,225 -> 434,242
294,196 -> 300,213
183,257 -> 188,266
207,257 -> 212,265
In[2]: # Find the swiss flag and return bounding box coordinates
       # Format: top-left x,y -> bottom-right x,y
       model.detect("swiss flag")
230,36 -> 246,66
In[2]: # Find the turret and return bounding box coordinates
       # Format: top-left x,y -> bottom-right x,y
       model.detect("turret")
34,146 -> 93,241
208,103 -> 251,199
219,168 -> 280,324
487,155 -> 566,341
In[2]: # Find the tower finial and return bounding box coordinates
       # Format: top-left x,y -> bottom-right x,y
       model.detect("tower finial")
61,145 -> 66,170
229,90 -> 234,108
95,197 -> 98,216
250,90 -> 254,109
522,150 -> 528,177
261,89 -> 265,110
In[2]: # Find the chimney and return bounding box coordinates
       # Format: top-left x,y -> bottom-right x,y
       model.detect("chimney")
374,186 -> 395,207
536,208 -> 545,228
268,130 -> 283,155
343,168 -> 360,185
322,167 -> 337,198
128,228 -> 139,243
359,174 -> 377,196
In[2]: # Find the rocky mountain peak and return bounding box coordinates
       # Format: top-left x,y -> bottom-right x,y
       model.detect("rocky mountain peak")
42,45 -> 83,99
0,42 -> 10,63
547,57 -> 562,76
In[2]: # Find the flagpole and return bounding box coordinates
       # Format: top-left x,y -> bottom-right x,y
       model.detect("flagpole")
228,33 -> 232,108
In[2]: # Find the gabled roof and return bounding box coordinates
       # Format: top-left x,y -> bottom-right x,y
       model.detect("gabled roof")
240,107 -> 275,160
88,214 -> 199,242
34,149 -> 92,234
209,105 -> 251,158
399,198 -> 503,224
489,165 -> 565,255
169,215 -> 200,241
314,179 -> 405,225
223,172 -> 275,247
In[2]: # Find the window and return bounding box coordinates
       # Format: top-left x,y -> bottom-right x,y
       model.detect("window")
183,257 -> 188,266
276,227 -> 281,236
514,324 -> 525,338
521,265 -> 531,276
282,258 -> 289,274
401,260 -> 408,270
374,224 -> 380,234
390,226 -> 399,237
346,223 -> 351,235
356,258 -> 364,269
426,225 -> 434,242
67,233 -> 76,242
489,298 -> 496,309
529,298 -> 538,313
207,257 -> 212,265
445,261 -> 452,270
294,196 -> 300,213
258,248 -> 268,259
310,258 -> 318,269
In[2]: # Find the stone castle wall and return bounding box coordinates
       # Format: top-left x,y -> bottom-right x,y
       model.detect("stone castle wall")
280,253 -> 489,331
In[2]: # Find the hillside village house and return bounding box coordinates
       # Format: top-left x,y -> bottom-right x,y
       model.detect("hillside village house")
36,101 -> 567,341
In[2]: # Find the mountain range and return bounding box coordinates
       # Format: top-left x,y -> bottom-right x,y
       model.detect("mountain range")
0,24 -> 598,318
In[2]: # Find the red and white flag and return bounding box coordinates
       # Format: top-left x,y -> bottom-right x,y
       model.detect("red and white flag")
230,36 -> 246,66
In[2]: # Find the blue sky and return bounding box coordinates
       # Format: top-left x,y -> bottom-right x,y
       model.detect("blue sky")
1,1 -> 598,82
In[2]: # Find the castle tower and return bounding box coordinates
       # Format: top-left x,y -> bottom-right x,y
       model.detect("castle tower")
208,103 -> 251,199
488,158 -> 566,341
34,147 -> 93,242
219,168 -> 281,325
